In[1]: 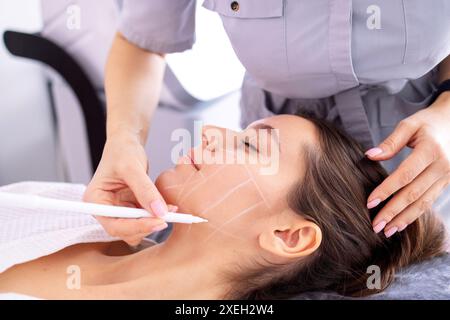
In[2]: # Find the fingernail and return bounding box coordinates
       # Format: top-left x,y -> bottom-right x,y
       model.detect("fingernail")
168,205 -> 178,212
152,223 -> 168,233
367,198 -> 381,209
398,224 -> 408,232
385,227 -> 398,238
365,147 -> 383,157
373,220 -> 387,233
150,199 -> 167,217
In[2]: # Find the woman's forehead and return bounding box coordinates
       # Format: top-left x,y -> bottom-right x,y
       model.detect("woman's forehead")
249,115 -> 318,151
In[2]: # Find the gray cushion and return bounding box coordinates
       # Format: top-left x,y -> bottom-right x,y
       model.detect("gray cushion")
293,253 -> 450,300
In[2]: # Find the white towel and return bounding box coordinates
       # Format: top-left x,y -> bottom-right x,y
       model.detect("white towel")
0,181 -> 118,274
0,292 -> 40,300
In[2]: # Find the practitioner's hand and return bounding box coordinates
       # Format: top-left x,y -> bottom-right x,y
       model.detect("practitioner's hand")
83,132 -> 173,246
365,92 -> 450,237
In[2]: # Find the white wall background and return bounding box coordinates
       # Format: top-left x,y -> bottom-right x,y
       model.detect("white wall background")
0,0 -> 62,185
0,0 -> 244,186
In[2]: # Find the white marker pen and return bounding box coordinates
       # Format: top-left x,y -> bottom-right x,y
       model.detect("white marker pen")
0,192 -> 207,224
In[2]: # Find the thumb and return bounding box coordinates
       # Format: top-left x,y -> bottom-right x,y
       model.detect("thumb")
365,120 -> 418,161
124,167 -> 168,218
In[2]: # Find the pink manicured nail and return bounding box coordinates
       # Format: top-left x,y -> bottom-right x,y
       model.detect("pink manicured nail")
152,223 -> 168,233
398,224 -> 408,232
367,198 -> 381,209
365,147 -> 383,157
385,227 -> 398,238
167,205 -> 178,212
373,220 -> 387,233
150,199 -> 167,217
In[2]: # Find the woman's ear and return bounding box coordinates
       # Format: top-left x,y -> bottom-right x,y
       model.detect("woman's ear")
258,217 -> 322,260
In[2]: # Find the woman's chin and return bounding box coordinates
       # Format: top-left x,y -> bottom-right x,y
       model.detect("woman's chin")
155,170 -> 178,204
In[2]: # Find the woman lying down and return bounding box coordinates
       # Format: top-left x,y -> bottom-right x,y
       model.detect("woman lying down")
0,115 -> 447,299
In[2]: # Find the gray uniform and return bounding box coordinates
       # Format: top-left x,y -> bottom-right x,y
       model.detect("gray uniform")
119,0 -> 450,209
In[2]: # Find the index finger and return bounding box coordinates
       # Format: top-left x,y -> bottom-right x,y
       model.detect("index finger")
367,144 -> 435,208
123,166 -> 168,217
366,119 -> 418,161
97,216 -> 166,237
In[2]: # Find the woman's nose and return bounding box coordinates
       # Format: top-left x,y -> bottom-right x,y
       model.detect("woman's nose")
201,126 -> 212,150
202,125 -> 223,151
201,125 -> 238,153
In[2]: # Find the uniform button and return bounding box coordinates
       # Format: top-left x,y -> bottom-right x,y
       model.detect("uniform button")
230,1 -> 239,12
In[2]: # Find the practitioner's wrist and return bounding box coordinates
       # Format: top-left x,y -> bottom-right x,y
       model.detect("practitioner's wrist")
106,125 -> 146,146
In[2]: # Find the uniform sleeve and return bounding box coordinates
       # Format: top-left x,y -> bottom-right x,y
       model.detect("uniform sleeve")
118,0 -> 196,53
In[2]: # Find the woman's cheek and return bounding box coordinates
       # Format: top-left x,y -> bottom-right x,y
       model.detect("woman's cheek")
204,183 -> 268,233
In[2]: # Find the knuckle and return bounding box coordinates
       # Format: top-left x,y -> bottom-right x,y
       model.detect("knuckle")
421,124 -> 434,136
419,151 -> 434,167
406,189 -> 421,204
382,210 -> 396,222
399,168 -> 415,185
399,119 -> 415,129
382,137 -> 397,153
430,144 -> 444,161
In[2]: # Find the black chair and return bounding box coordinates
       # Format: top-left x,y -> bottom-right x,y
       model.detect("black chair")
3,30 -> 106,172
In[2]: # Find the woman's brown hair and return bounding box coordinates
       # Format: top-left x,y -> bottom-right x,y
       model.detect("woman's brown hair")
228,114 -> 447,299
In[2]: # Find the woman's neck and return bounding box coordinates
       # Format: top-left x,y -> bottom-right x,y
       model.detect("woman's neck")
94,229 -> 232,299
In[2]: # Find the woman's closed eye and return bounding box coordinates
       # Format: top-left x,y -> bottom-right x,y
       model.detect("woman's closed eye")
241,138 -> 258,153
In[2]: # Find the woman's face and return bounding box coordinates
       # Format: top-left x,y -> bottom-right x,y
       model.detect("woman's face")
156,115 -> 318,244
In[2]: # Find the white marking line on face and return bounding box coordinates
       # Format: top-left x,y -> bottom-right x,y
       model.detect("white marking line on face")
162,173 -> 205,191
200,179 -> 252,217
221,148 -> 271,212
243,164 -> 270,209
176,171 -> 196,203
205,221 -> 247,242
162,159 -> 211,193
178,166 -> 228,207
162,184 -> 183,190
185,223 -> 192,236
203,201 -> 264,242
179,167 -> 227,238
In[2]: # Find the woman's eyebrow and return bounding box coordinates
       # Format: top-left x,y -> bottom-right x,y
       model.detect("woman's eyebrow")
248,123 -> 281,153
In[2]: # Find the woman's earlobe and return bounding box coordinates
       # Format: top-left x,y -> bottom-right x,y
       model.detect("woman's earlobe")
259,221 -> 322,260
